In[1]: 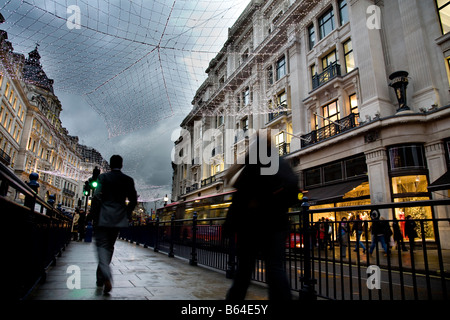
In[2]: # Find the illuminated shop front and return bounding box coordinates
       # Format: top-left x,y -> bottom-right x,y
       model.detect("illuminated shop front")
302,154 -> 371,228
388,144 -> 434,240
299,145 -> 437,242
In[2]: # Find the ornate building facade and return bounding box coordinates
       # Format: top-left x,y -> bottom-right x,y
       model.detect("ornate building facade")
172,0 -> 450,246
0,19 -> 107,213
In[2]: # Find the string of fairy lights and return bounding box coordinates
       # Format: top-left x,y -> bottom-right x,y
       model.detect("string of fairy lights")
0,0 -> 328,136
0,0 -> 327,200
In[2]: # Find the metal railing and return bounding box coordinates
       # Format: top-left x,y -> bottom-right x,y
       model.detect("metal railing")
120,198 -> 450,300
0,148 -> 11,166
1,162 -> 73,300
312,62 -> 341,90
301,113 -> 359,148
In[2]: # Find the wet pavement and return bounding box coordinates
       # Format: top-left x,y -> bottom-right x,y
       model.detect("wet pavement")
27,239 -> 270,300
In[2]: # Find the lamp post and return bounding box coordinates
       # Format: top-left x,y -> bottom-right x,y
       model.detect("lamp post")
389,71 -> 410,113
24,172 -> 39,209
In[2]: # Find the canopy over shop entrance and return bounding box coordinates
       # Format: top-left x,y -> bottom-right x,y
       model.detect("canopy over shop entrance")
428,171 -> 450,192
305,178 -> 368,205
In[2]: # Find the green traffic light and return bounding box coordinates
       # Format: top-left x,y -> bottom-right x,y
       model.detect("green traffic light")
91,181 -> 98,188
83,190 -> 89,196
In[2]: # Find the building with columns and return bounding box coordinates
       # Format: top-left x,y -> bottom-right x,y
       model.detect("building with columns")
0,19 -> 108,213
172,0 -> 450,246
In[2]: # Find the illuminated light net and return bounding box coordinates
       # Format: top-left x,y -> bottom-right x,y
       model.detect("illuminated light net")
0,0 -> 329,138
0,0 -> 252,137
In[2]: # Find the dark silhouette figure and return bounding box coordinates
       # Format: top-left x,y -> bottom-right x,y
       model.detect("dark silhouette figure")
77,209 -> 86,242
223,131 -> 299,300
91,155 -> 137,293
392,217 -> 407,251
405,215 -> 418,251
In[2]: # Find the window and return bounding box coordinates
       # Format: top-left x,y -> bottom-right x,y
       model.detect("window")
318,8 -> 335,39
241,49 -> 249,64
276,55 -> 286,80
322,50 -> 337,70
349,94 -> 358,114
216,115 -> 224,127
4,83 -> 9,98
322,100 -> 340,124
243,87 -> 250,106
277,91 -> 287,107
323,162 -> 343,183
241,117 -> 248,132
437,0 -> 450,35
304,155 -> 368,188
308,24 -> 316,50
388,145 -> 426,170
345,156 -> 367,178
267,66 -> 273,85
311,64 -> 317,78
343,39 -> 355,73
275,131 -> 284,146
338,0 -> 348,25
305,168 -> 321,187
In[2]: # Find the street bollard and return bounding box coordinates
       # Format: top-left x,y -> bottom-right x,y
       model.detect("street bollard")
190,212 -> 198,266
169,213 -> 175,257
154,216 -> 159,252
299,197 -> 317,300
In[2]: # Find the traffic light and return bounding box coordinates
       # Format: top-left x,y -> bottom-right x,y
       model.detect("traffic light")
83,181 -> 90,196
89,177 -> 98,189
89,166 -> 101,190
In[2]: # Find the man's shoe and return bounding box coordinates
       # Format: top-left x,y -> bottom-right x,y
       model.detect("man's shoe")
103,280 -> 112,293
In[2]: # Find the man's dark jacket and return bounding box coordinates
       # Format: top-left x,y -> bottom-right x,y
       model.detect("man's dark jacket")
91,169 -> 138,228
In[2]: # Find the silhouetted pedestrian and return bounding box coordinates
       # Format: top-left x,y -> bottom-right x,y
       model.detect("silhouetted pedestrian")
369,210 -> 389,256
352,214 -> 366,253
223,130 -> 298,301
90,155 -> 137,294
338,217 -> 349,258
77,209 -> 86,242
405,215 -> 418,251
392,216 -> 407,251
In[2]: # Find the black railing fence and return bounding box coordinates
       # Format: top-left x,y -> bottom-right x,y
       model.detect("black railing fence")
1,163 -> 72,300
121,199 -> 450,300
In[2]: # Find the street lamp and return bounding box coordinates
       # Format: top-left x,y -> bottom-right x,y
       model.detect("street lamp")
163,194 -> 168,206
389,71 -> 410,113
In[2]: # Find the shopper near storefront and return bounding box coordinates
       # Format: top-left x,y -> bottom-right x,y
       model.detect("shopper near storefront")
405,215 -> 418,251
352,214 -> 366,253
392,216 -> 407,252
369,210 -> 389,256
338,217 -> 350,258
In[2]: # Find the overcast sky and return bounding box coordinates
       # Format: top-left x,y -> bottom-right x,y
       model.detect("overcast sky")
0,0 -> 250,207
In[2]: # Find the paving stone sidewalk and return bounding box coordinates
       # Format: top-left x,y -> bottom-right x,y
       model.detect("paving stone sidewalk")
28,239 -> 270,300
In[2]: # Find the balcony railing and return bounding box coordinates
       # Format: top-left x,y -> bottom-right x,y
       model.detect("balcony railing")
185,183 -> 199,194
277,142 -> 290,156
312,62 -> 341,90
301,113 -> 359,148
266,103 -> 288,124
201,174 -> 217,187
0,148 -> 11,166
62,188 -> 75,197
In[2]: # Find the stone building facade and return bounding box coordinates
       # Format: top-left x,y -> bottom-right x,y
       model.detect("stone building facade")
0,20 -> 107,213
172,0 -> 450,246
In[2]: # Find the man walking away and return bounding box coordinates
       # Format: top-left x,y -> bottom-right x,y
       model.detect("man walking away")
91,155 -> 138,294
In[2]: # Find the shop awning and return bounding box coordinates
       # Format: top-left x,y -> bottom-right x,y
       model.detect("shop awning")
304,178 -> 367,204
428,171 -> 450,192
